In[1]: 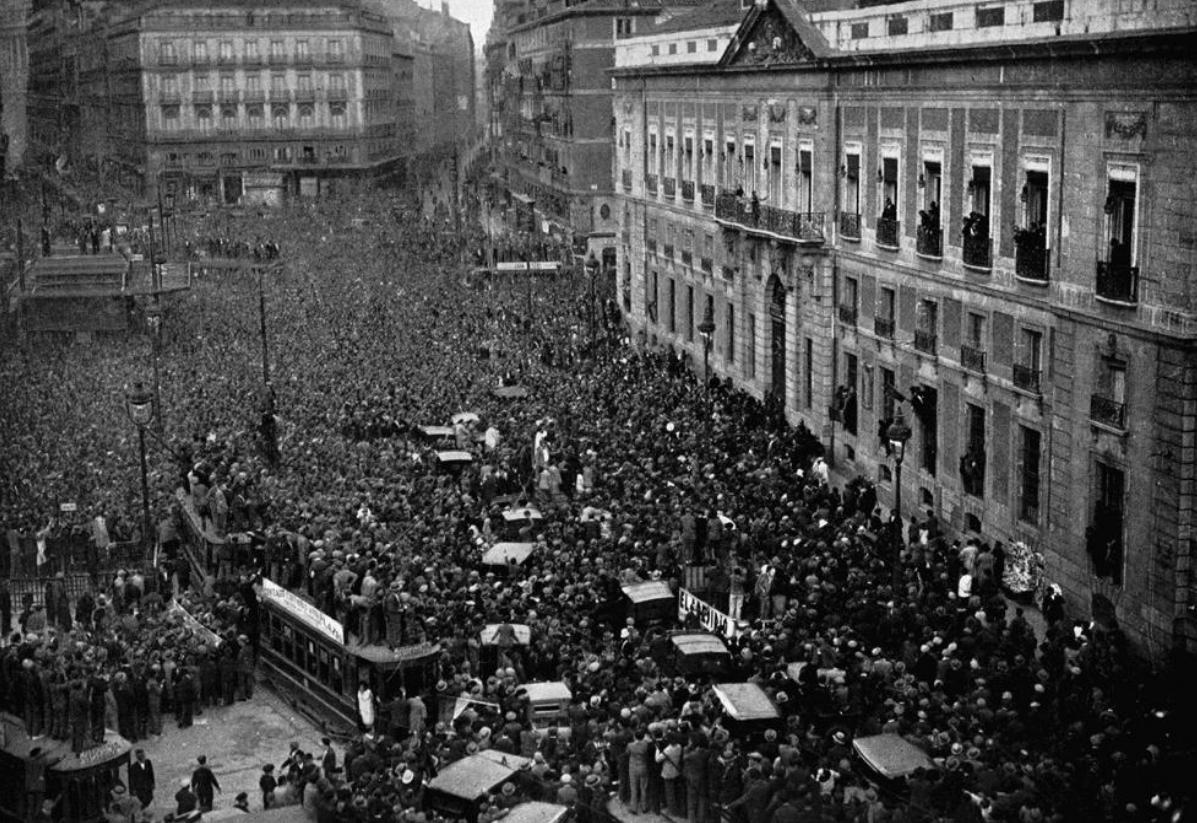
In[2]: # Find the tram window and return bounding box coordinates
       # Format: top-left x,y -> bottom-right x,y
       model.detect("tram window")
318,648 -> 331,683
270,614 -> 284,653
331,656 -> 344,695
306,640 -> 319,676
280,623 -> 294,660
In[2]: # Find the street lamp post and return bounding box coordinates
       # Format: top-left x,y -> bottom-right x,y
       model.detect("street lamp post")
145,298 -> 165,439
887,409 -> 913,591
125,382 -> 156,568
697,301 -> 716,389
585,251 -> 599,344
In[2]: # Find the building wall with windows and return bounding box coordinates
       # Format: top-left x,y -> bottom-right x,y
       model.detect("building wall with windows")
614,0 -> 1197,656
99,1 -> 401,205
0,0 -> 32,173
487,0 -> 677,261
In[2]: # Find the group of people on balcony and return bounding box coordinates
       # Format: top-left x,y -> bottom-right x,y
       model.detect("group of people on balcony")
918,200 -> 941,231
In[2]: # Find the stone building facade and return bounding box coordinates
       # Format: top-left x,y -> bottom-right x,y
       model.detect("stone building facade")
613,0 -> 1197,656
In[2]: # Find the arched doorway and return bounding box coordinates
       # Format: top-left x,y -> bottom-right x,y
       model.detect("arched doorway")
768,275 -> 787,403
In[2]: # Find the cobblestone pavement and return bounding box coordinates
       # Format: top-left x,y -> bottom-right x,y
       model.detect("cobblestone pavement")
132,676 -> 323,819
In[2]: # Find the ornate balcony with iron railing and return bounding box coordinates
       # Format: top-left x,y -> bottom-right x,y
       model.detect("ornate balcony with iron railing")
645,174 -> 658,195
1014,231 -> 1049,282
621,169 -> 632,191
962,232 -> 992,270
700,257 -> 713,275
838,304 -> 858,326
700,184 -> 715,206
1013,364 -> 1041,394
714,193 -> 825,245
1096,261 -> 1139,305
191,90 -> 215,104
916,224 -> 942,258
914,329 -> 938,355
876,217 -> 900,249
839,211 -> 861,241
268,53 -> 289,66
1090,394 -> 1126,429
242,90 -> 265,103
960,344 -> 986,374
293,87 -> 317,102
874,315 -> 895,340
663,177 -> 676,198
681,180 -> 694,201
327,87 -> 349,101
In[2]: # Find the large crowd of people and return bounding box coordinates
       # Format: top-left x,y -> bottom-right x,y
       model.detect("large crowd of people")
2,183 -> 1193,823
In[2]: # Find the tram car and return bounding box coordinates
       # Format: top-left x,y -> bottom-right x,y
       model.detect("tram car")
0,713 -> 131,823
255,579 -> 440,735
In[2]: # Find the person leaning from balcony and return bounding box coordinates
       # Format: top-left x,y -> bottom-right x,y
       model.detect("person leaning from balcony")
962,210 -> 988,239
882,198 -> 897,221
919,201 -> 940,229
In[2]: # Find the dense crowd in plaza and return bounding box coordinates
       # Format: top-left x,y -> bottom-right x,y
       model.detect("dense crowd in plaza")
1,184 -> 1193,823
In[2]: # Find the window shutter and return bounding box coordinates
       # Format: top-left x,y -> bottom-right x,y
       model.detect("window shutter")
860,275 -> 876,332
940,381 -> 960,480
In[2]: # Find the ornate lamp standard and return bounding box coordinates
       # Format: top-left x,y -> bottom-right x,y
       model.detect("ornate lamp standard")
125,382 -> 156,567
886,409 -> 913,590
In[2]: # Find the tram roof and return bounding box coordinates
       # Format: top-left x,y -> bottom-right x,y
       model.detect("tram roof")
0,712 -> 131,772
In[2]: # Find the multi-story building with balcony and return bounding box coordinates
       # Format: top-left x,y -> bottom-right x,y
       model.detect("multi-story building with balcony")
486,0 -> 698,265
614,0 -> 1197,656
113,0 -> 400,205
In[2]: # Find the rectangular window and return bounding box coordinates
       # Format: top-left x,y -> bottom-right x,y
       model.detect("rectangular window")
160,41 -> 177,64
1019,426 -> 1041,524
881,286 -> 895,323
247,104 -> 263,129
920,387 -> 938,475
881,156 -> 899,219
881,367 -> 895,420
220,75 -> 236,96
245,40 -> 259,61
271,74 -> 286,94
747,314 -> 756,378
930,12 -> 954,31
888,16 -> 908,35
845,150 -> 861,214
221,105 -> 237,128
844,353 -> 858,435
683,135 -> 694,181
270,39 -> 284,60
742,141 -> 755,192
918,299 -> 938,335
708,39 -> 718,51
967,312 -> 985,348
219,40 -> 233,62
723,139 -> 736,189
964,403 -> 986,498
687,40 -> 697,53
726,304 -> 735,363
922,160 -> 942,221
246,75 -> 260,94
163,76 -> 178,96
1092,462 -> 1125,583
768,142 -> 783,204
804,338 -> 814,409
196,106 -> 212,132
193,41 -> 208,63
1104,166 -> 1137,266
862,364 -> 873,410
686,285 -> 695,342
328,39 -> 344,61
668,278 -> 677,333
977,6 -> 1005,27
651,45 -> 659,57
162,105 -> 180,130
1020,328 -> 1042,373
195,74 -> 210,92
850,22 -> 869,39
296,40 -> 310,60
615,18 -> 633,38
668,43 -> 677,55
1033,0 -> 1064,21
798,146 -> 813,213
298,103 -> 314,129
249,147 -> 266,162
330,102 -> 347,129
272,103 -> 290,128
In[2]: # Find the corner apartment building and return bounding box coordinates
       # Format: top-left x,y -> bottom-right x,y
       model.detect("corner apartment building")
614,0 -> 1197,656
487,0 -> 680,264
114,0 -> 400,205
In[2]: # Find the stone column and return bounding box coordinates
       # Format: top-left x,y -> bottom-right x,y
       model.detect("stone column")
0,0 -> 31,172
